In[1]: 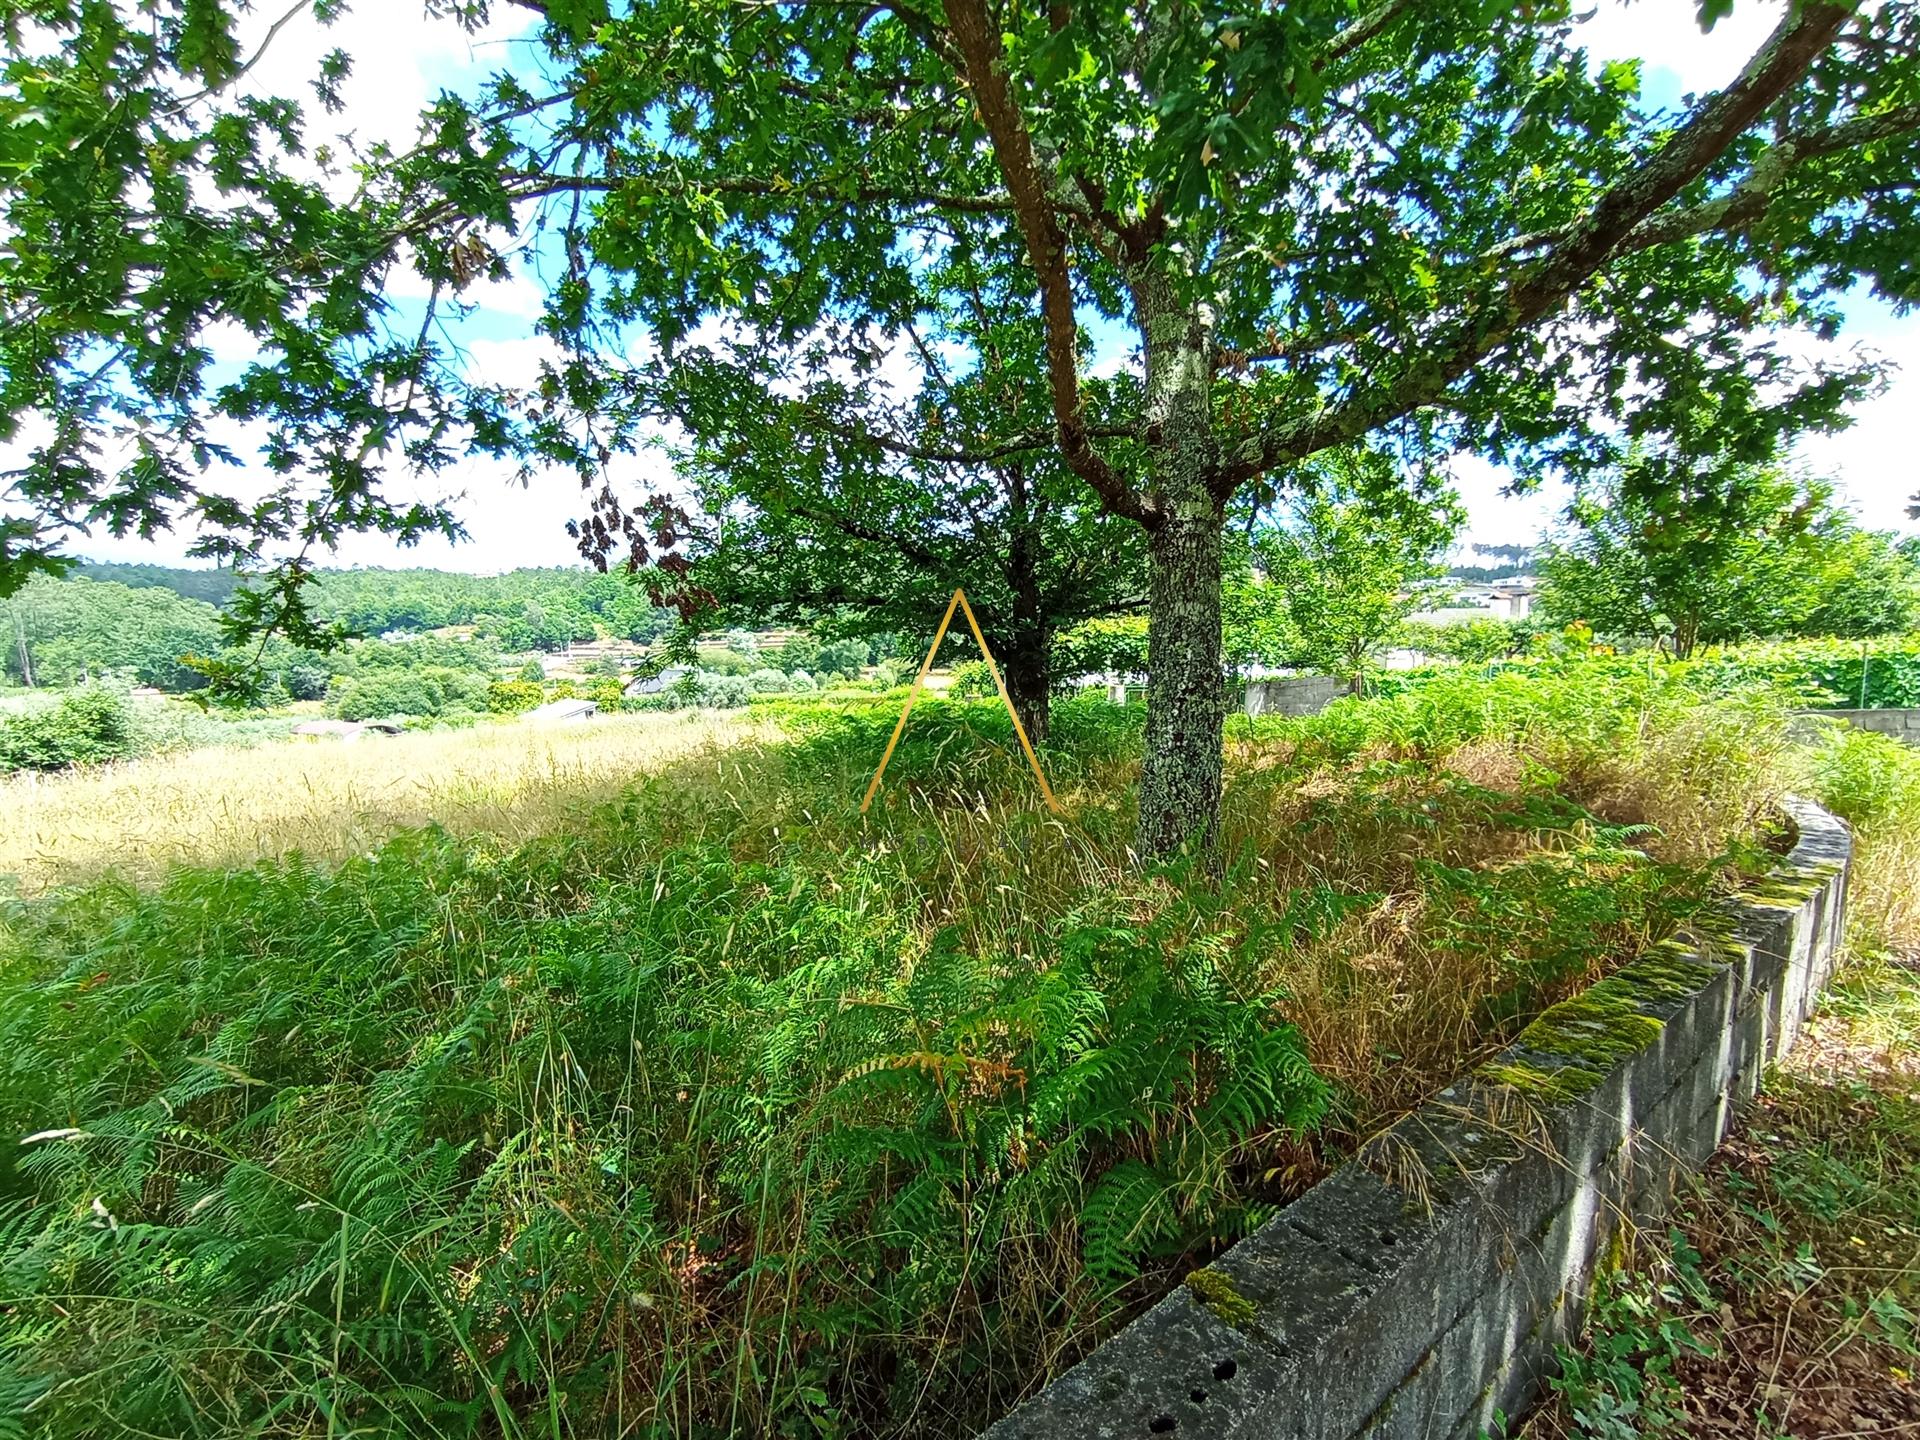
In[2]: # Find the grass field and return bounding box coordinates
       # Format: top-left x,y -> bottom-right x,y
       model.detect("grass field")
0,710 -> 767,893
0,667 -> 1809,1439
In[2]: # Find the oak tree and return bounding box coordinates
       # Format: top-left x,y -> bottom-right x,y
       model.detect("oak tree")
7,0 -> 1920,854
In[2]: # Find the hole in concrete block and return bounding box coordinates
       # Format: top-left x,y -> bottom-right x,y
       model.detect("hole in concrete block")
1212,1358 -> 1237,1381
1190,1389 -> 1207,1404
1148,1414 -> 1176,1433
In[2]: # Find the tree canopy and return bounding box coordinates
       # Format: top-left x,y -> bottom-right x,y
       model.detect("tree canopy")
663,247 -> 1147,739
6,0 -> 1920,850
1537,459 -> 1920,656
1251,448 -> 1462,691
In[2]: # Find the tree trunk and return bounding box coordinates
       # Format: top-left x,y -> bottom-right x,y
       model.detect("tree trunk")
1134,277 -> 1227,858
1000,633 -> 1051,746
1138,502 -> 1226,856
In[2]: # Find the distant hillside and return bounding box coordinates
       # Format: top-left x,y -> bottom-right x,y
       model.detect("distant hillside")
70,562 -> 679,650
1448,543 -> 1535,582
77,561 -> 244,606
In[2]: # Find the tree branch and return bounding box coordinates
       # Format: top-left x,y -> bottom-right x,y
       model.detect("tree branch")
1489,100 -> 1920,263
1321,0 -> 1417,65
1225,0 -> 1855,484
808,408 -> 1130,466
944,0 -> 1158,528
495,172 -> 1014,215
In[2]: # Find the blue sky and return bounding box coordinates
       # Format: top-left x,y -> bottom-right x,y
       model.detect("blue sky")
60,1 -> 1920,573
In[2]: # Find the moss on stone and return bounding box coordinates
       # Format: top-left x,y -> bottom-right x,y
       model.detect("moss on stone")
1743,874 -> 1826,911
1513,977 -> 1664,1070
1614,943 -> 1719,1004
1185,1266 -> 1257,1330
1480,1058 -> 1602,1104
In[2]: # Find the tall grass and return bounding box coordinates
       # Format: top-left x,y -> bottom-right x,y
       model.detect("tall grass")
1802,721 -> 1920,955
0,677 -> 1797,1438
0,711 -> 766,894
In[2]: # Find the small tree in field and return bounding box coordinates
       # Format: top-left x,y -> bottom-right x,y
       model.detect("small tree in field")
1253,450 -> 1462,692
6,2 -> 1920,854
1537,460 -> 1910,656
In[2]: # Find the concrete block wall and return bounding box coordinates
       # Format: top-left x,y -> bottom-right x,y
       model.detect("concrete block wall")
983,798 -> 1851,1440
1244,675 -> 1343,718
1815,708 -> 1920,743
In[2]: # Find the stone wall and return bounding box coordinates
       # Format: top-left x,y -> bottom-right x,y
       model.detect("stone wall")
1813,708 -> 1920,743
1244,675 -> 1342,718
984,798 -> 1851,1440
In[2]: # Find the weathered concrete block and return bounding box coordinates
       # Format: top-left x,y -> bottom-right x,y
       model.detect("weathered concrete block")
982,799 -> 1852,1440
1805,707 -> 1920,745
1245,676 -> 1342,718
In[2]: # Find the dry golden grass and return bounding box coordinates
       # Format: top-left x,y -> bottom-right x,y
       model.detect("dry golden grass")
0,712 -> 770,893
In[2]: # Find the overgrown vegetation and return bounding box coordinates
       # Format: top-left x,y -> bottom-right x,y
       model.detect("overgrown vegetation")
1526,688 -> 1920,1439
1527,953 -> 1920,1440
0,668 -> 1795,1438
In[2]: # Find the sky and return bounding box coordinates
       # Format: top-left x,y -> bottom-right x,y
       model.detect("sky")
40,1 -> 1920,573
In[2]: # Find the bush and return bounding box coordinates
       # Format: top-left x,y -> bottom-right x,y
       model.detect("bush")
1400,617 -> 1531,664
1686,637 -> 1920,710
0,679 -> 1758,1439
817,638 -> 870,675
517,657 -> 546,682
747,667 -> 791,693
694,646 -> 754,676
700,672 -> 751,708
282,660 -> 333,702
0,688 -> 139,772
485,679 -> 544,714
1804,723 -> 1920,953
623,669 -> 753,711
949,659 -> 996,698
331,673 -> 442,721
587,679 -> 625,713
1054,616 -> 1149,681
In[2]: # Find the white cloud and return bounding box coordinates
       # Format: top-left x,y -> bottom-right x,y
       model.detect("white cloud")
1573,1 -> 1784,95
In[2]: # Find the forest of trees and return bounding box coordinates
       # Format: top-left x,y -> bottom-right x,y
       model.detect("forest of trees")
2,565 -> 687,696
27,551 -> 690,696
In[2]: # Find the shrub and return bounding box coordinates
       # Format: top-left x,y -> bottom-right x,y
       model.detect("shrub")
694,645 -> 754,676
1804,723 -> 1920,953
620,669 -> 753,711
331,672 -> 442,721
700,672 -> 751,708
747,666 -> 791,692
587,679 -> 625,713
1687,637 -> 1920,710
517,657 -> 546,682
1054,615 -> 1148,681
0,680 -> 1750,1439
485,679 -> 543,714
949,658 -> 996,698
816,637 -> 870,675
1401,617 -> 1530,664
282,660 -> 333,701
0,687 -> 139,772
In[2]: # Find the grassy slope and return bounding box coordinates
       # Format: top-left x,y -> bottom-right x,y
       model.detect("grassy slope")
0,710 -> 765,893
0,675 -> 1795,1439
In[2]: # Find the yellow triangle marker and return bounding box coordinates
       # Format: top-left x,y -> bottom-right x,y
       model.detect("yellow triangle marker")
861,587 -> 1061,815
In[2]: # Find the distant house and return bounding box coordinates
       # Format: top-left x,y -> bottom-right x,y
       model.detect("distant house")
623,666 -> 691,698
291,719 -> 404,742
526,698 -> 599,724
